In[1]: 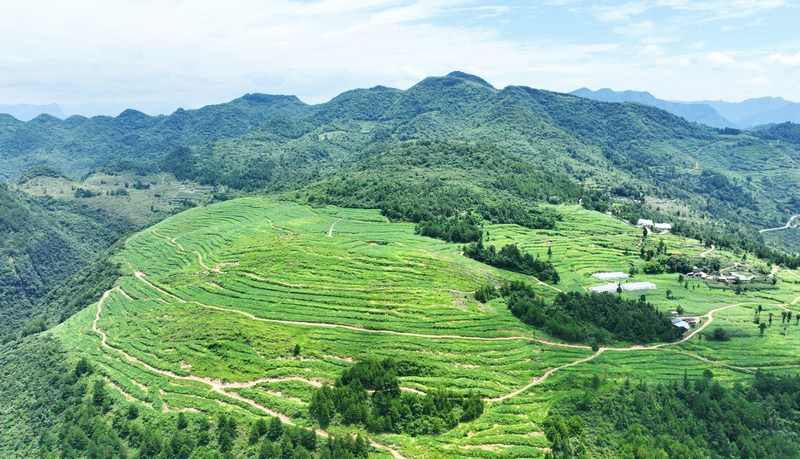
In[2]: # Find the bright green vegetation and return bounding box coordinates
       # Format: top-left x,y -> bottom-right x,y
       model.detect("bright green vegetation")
3,197 -> 790,458
763,225 -> 800,255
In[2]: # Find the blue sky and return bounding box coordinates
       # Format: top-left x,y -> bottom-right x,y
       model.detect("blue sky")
1,0 -> 799,115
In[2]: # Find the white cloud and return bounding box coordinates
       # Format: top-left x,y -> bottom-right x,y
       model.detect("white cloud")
769,52 -> 800,66
0,0 -> 797,113
706,51 -> 737,67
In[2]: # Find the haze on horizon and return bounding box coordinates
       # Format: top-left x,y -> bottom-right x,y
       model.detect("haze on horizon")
2,0 -> 799,116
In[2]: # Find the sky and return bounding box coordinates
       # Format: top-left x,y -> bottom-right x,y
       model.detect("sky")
1,0 -> 799,116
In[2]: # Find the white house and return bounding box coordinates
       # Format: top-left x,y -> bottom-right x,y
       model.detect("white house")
636,219 -> 654,228
654,223 -> 672,232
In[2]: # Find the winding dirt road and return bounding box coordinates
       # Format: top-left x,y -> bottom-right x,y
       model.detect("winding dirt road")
486,302 -> 754,403
326,219 -> 341,237
92,285 -> 406,459
760,215 -> 799,233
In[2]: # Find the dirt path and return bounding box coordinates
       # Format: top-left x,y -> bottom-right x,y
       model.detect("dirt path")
132,269 -> 766,406
327,219 -> 341,237
152,229 -> 214,271
700,244 -> 715,258
485,302 -> 754,403
487,349 -> 603,402
134,269 -> 588,348
760,215 -> 799,233
93,286 -> 406,459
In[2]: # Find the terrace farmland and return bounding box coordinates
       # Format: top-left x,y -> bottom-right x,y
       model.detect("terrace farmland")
52,198 -> 800,457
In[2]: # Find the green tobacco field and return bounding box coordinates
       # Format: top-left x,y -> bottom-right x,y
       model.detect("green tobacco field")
53,198 -> 800,458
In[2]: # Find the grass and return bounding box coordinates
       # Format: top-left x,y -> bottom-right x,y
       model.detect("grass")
52,198 -> 800,457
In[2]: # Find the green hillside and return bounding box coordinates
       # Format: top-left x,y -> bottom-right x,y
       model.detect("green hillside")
2,197 -> 794,458
3,73 -> 800,458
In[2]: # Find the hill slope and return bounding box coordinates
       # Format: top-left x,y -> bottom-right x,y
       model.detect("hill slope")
9,196 -> 796,458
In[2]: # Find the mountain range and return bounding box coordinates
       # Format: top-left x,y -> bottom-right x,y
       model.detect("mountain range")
571,87 -> 800,128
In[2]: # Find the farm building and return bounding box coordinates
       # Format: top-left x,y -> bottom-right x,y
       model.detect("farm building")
621,281 -> 657,292
672,319 -> 691,331
636,219 -> 654,227
589,281 -> 657,293
730,272 -> 755,282
589,283 -> 621,293
654,223 -> 672,232
592,272 -> 629,281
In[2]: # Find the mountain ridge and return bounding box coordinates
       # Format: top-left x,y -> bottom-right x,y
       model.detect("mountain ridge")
571,87 -> 800,128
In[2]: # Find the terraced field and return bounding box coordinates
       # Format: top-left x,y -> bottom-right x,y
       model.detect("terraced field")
53,198 -> 800,457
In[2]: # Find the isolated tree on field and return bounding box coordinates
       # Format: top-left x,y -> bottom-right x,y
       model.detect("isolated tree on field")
666,289 -> 673,300
758,305 -> 763,314
293,344 -> 301,357
760,322 -> 767,336
617,284 -> 622,295
788,311 -> 793,323
547,246 -> 552,260
678,274 -> 684,283
769,313 -> 774,326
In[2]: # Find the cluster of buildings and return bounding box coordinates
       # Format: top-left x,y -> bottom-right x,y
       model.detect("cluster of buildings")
686,270 -> 755,284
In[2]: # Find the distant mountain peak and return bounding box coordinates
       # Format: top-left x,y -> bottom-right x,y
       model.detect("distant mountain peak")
0,103 -> 65,121
239,93 -> 305,105
445,71 -> 494,88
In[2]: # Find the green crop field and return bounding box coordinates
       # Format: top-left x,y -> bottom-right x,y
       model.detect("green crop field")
50,198 -> 800,458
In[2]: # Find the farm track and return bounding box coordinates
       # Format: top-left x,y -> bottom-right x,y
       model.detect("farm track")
92,286 -> 407,459
700,245 -> 715,258
327,219 -> 341,237
760,215 -> 799,233
487,302 -> 755,402
133,268 -> 767,405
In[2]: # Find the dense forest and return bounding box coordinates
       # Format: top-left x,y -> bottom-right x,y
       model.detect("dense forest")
546,371 -> 800,458
309,358 -> 484,436
464,241 -> 560,283
479,281 -> 682,345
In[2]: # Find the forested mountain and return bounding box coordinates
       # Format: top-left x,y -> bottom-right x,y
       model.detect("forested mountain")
151,72 -> 800,257
3,71 -> 800,266
0,184 -> 132,338
0,94 -> 308,181
3,71 -> 800,340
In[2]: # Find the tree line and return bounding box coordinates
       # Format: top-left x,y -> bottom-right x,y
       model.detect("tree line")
477,281 -> 682,345
545,370 -> 800,458
464,241 -> 560,284
309,358 -> 484,436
